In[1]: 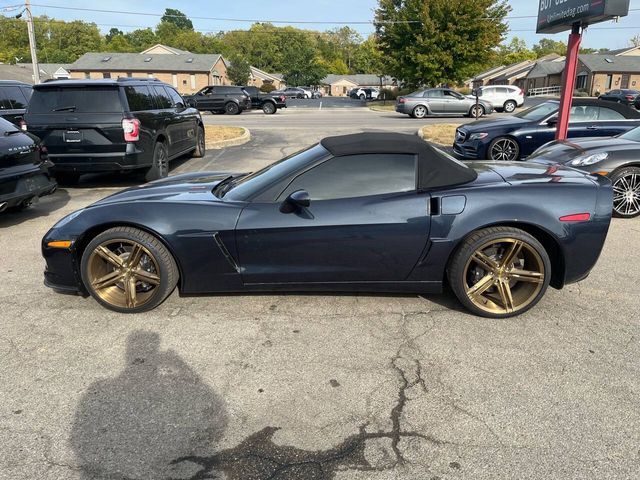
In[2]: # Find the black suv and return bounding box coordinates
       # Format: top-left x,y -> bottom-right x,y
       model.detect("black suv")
23,78 -> 205,183
183,86 -> 251,114
0,80 -> 32,126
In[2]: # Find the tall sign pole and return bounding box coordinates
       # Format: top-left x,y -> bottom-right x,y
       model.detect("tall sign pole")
25,0 -> 40,84
536,0 -> 630,141
555,23 -> 581,140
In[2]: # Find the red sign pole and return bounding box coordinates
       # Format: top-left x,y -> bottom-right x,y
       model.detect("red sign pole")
555,22 -> 582,140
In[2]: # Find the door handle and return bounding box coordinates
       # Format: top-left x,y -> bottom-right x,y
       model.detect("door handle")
587,125 -> 598,130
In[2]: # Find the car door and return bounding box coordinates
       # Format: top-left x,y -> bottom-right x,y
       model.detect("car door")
443,90 -> 468,114
478,87 -> 496,107
194,86 -> 215,110
164,86 -> 197,154
235,153 -> 431,284
425,90 -> 445,114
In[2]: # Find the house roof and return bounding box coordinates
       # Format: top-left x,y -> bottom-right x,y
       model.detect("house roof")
579,54 -> 640,73
140,44 -> 192,55
321,74 -> 395,86
18,63 -> 70,76
526,59 -> 566,79
494,63 -> 536,82
250,66 -> 282,83
0,64 -> 35,83
605,46 -> 640,56
69,52 -> 224,73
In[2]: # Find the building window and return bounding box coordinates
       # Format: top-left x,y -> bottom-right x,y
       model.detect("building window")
102,72 -> 111,79
172,73 -> 178,88
576,72 -> 588,90
182,79 -> 187,86
606,74 -> 613,90
84,72 -> 90,79
190,74 -> 196,89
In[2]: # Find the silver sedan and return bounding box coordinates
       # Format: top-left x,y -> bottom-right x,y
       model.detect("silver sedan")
396,88 -> 493,119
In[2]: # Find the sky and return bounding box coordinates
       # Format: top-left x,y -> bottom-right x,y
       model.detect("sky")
6,0 -> 640,50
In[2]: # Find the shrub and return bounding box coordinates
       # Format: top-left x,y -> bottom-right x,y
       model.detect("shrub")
260,83 -> 276,93
573,89 -> 589,97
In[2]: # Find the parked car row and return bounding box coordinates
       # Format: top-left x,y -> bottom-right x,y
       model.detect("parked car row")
1,77 -> 206,212
598,89 -> 640,109
183,85 -> 287,115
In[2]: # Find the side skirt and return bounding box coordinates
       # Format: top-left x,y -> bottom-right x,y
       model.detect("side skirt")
181,281 -> 442,295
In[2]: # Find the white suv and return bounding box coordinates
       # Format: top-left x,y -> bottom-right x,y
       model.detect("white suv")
474,85 -> 524,113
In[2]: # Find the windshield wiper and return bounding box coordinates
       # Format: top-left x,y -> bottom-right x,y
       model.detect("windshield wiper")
52,105 -> 76,112
4,130 -> 23,136
212,176 -> 235,197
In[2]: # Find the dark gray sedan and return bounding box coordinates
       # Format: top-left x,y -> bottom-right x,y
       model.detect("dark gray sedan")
528,126 -> 640,218
396,88 -> 493,119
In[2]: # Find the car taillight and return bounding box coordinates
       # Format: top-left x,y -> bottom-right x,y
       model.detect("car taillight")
122,118 -> 140,142
19,119 -> 27,131
398,97 -> 406,103
626,95 -> 634,101
518,88 -> 524,97
280,96 -> 286,102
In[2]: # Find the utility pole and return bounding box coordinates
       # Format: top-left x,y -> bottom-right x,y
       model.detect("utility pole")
24,0 -> 40,84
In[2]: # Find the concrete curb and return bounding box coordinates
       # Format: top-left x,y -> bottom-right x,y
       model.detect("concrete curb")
417,127 -> 425,139
206,127 -> 251,150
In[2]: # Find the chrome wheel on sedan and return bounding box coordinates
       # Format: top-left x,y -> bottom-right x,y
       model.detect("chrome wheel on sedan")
489,137 -> 520,161
611,167 -> 640,218
81,227 -> 179,313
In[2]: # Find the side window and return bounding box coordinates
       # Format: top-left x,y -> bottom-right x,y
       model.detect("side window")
164,87 -> 184,106
425,90 -> 443,98
277,154 -> 416,201
609,90 -> 620,95
152,86 -> 172,109
3,86 -> 28,109
481,88 -> 493,96
497,87 -> 510,95
444,90 -> 463,99
21,87 -> 32,101
597,107 -> 625,120
124,85 -> 154,111
0,88 -> 10,109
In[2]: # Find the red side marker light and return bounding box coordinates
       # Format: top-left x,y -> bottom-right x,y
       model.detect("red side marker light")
559,213 -> 591,222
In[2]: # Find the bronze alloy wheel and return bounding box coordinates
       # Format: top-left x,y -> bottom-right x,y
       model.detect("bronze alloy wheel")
462,237 -> 545,316
85,238 -> 161,310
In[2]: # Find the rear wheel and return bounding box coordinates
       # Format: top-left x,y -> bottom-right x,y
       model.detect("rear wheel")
145,141 -> 169,182
412,105 -> 428,119
262,102 -> 276,114
611,166 -> 640,218
81,227 -> 179,313
448,227 -> 551,318
503,100 -> 517,113
225,102 -> 240,115
191,125 -> 205,158
359,94 -> 366,100
488,137 -> 520,161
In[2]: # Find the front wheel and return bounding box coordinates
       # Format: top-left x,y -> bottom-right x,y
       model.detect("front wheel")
488,137 -> 520,161
611,166 -> 640,218
80,227 -> 179,313
225,102 -> 240,115
145,142 -> 169,182
469,105 -> 485,118
503,100 -> 517,113
448,227 -> 551,318
411,105 -> 428,119
262,102 -> 276,114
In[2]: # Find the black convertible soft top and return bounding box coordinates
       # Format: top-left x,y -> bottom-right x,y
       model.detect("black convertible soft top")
320,132 -> 478,190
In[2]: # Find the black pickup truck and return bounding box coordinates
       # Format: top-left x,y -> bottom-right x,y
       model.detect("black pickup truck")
242,86 -> 287,114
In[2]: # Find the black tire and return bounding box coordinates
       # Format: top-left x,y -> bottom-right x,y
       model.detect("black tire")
359,94 -> 366,100
55,173 -> 80,186
610,166 -> 640,218
448,227 -> 551,318
225,102 -> 240,115
488,136 -> 520,161
210,110 -> 224,115
262,102 -> 276,114
192,125 -> 205,158
145,141 -> 169,182
80,226 -> 179,314
469,104 -> 485,118
411,105 -> 428,119
503,100 -> 517,113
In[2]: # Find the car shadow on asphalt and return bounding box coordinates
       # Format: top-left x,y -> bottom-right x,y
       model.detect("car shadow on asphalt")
0,188 -> 71,228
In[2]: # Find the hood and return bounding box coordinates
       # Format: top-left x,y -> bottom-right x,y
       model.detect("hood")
529,137 -> 640,163
458,115 -> 528,132
482,160 -> 595,186
90,172 -> 242,206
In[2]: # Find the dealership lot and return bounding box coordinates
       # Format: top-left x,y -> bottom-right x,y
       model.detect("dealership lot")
1,106 -> 639,479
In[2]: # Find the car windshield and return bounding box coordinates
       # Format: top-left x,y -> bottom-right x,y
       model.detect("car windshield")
514,102 -> 558,121
222,143 -> 329,200
618,126 -> 640,142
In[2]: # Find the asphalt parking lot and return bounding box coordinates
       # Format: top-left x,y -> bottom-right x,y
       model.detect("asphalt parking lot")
1,102 -> 639,479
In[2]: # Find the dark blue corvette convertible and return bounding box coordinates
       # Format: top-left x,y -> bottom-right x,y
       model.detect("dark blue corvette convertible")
42,133 -> 613,318
454,99 -> 640,161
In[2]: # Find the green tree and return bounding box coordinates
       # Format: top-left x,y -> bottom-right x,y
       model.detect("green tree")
375,0 -> 511,87
160,8 -> 193,30
107,34 -> 134,52
532,38 -> 567,57
125,28 -> 157,50
227,55 -> 252,85
279,28 -> 328,85
351,35 -> 385,74
105,28 -> 124,43
497,37 -> 536,65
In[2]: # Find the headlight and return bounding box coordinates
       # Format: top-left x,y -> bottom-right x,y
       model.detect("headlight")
52,209 -> 84,229
469,133 -> 489,141
569,152 -> 608,166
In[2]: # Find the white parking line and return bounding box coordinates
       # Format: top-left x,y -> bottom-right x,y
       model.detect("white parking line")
319,101 -> 322,111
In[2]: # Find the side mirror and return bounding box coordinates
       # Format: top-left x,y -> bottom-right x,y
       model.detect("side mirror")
279,189 -> 311,213
175,101 -> 186,110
